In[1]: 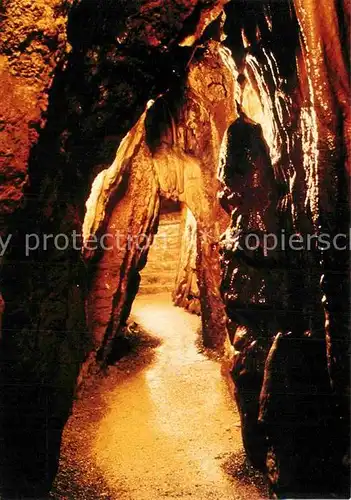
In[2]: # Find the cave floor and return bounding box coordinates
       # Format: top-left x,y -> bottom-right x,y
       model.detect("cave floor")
51,293 -> 268,499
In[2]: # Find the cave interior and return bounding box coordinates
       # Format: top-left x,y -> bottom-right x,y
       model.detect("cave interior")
0,0 -> 350,498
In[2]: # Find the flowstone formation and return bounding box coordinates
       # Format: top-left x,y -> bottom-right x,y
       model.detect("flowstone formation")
219,0 -> 350,497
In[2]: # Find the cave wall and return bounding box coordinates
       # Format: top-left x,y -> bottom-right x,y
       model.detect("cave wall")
0,1 -> 230,496
82,39 -> 236,361
0,1 -> 80,496
220,0 -> 350,497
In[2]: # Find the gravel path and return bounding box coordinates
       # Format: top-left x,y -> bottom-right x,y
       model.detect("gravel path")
51,293 -> 268,499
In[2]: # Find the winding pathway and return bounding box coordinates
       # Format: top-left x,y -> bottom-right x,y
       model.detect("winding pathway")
52,293 -> 268,499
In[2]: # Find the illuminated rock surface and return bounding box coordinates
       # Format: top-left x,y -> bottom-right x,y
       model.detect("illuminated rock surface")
219,1 -> 350,497
0,0 -> 349,498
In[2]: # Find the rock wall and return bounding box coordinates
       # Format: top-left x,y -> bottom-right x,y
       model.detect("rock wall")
220,1 -> 350,497
82,39 -> 236,359
0,1 -> 80,497
0,0 -> 72,217
0,1 -> 230,496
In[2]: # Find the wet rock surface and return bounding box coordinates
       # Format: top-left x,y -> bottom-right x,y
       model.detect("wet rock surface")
220,1 -> 350,497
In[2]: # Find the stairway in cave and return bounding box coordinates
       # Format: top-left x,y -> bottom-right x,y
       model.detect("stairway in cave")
139,213 -> 181,294
139,201 -> 182,295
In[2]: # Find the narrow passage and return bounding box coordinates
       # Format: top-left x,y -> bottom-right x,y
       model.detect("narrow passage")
52,294 -> 268,499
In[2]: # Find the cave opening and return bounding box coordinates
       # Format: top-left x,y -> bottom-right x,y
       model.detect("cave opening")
112,196 -> 202,364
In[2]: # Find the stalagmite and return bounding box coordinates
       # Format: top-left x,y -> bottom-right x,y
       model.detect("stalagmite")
294,0 -> 350,394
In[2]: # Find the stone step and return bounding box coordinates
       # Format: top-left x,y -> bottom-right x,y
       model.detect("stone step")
144,258 -> 179,266
140,262 -> 178,275
140,274 -> 176,286
138,284 -> 174,294
149,239 -> 180,246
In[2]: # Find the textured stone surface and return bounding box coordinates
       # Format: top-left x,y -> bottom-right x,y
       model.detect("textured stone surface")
0,1 -> 231,496
83,39 -> 236,357
0,0 -> 72,216
139,210 -> 182,295
173,205 -> 201,315
86,135 -> 160,361
294,0 -> 350,402
220,1 -> 350,497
